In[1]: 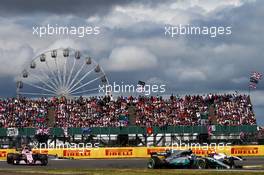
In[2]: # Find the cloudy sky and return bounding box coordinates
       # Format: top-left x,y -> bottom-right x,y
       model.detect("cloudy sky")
0,0 -> 264,124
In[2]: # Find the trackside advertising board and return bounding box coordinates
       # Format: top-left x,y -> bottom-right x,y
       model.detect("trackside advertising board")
0,145 -> 263,160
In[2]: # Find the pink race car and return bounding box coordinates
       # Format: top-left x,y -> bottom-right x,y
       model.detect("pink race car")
7,147 -> 48,166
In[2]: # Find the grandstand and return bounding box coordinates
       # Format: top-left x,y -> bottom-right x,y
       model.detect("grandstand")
0,93 -> 262,148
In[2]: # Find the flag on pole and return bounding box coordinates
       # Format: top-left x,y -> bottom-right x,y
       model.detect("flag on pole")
249,71 -> 262,90
251,72 -> 263,80
138,80 -> 145,86
137,80 -> 145,93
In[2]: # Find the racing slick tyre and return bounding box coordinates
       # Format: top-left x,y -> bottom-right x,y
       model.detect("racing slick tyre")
196,159 -> 207,169
223,158 -> 235,169
7,153 -> 14,164
148,157 -> 162,169
12,153 -> 20,165
39,154 -> 48,166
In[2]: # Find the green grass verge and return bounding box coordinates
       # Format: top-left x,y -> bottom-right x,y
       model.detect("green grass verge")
1,169 -> 264,175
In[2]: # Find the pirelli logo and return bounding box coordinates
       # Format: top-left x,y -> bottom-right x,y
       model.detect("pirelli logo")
63,149 -> 91,157
105,149 -> 133,156
147,148 -> 167,155
231,147 -> 258,155
0,151 -> 7,157
33,150 -> 48,154
191,149 -> 215,155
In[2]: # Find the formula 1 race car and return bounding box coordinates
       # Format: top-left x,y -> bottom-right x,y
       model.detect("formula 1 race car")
207,152 -> 243,168
147,149 -> 243,169
7,147 -> 48,166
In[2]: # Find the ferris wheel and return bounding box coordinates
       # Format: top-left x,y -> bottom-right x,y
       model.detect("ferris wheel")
16,48 -> 109,98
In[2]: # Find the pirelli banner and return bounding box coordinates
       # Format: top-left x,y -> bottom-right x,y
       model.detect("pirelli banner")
58,145 -> 264,158
0,149 -> 16,160
0,145 -> 263,160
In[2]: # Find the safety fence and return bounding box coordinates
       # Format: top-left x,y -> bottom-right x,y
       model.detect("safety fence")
0,145 -> 263,160
0,125 -> 257,136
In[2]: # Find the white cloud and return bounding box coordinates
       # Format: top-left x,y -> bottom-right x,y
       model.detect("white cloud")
171,0 -> 243,12
0,45 -> 34,78
248,90 -> 264,107
166,67 -> 207,82
231,77 -> 248,84
45,39 -> 80,52
101,46 -> 157,71
146,77 -> 167,85
86,0 -> 251,29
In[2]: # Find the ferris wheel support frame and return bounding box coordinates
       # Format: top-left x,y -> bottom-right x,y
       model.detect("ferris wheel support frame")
16,47 -> 110,98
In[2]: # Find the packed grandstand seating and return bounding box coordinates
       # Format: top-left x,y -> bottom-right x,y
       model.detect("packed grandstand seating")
0,98 -> 49,128
0,94 -> 256,128
54,96 -> 129,128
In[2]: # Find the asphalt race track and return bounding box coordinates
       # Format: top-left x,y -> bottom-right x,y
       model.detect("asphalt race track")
0,158 -> 147,169
0,157 -> 264,169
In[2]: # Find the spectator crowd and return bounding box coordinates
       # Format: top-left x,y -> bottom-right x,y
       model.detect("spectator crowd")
0,93 -> 257,128
0,98 -> 48,128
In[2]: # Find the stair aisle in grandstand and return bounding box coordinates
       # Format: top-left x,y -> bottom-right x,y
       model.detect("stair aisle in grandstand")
47,108 -> 55,127
208,104 -> 217,125
128,105 -> 137,125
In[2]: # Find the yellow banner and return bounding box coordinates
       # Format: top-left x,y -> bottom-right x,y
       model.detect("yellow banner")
0,145 -> 264,160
